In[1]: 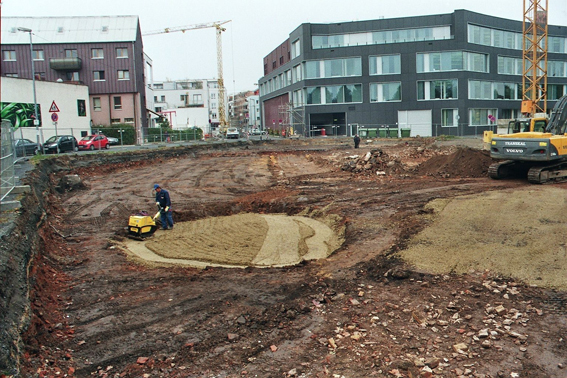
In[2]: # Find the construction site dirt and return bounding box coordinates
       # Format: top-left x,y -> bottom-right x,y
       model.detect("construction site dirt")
12,137 -> 567,378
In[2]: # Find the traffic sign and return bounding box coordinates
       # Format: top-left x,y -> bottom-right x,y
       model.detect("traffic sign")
51,113 -> 59,122
49,101 -> 60,112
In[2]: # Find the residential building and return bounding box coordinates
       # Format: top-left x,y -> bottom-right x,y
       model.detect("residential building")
247,93 -> 260,129
228,90 -> 258,132
1,77 -> 91,143
258,10 -> 567,137
151,79 -> 223,135
1,16 -> 149,144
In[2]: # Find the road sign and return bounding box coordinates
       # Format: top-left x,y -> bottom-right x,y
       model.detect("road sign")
49,101 -> 60,112
51,113 -> 59,122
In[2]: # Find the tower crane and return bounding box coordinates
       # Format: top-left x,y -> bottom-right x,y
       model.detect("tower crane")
143,20 -> 231,133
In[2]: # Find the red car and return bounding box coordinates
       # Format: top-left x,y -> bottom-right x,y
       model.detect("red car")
78,135 -> 109,150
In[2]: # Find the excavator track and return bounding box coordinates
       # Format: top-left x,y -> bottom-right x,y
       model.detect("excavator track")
488,160 -> 516,179
527,160 -> 567,184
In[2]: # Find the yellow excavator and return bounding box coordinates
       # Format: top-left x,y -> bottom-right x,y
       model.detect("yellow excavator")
488,95 -> 567,183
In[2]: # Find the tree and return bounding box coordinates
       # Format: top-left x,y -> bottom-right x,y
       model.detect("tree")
157,117 -> 170,129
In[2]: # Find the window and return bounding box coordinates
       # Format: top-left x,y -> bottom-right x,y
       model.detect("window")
193,94 -> 202,104
549,84 -> 566,100
124,118 -> 134,123
91,48 -> 104,59
211,103 -> 217,109
117,70 -> 130,80
291,39 -> 301,59
211,112 -> 217,119
77,100 -> 86,117
116,48 -> 128,58
65,49 -> 78,58
548,61 -> 567,77
417,80 -> 458,100
5,73 -> 19,77
211,93 -> 216,99
93,97 -> 102,111
111,118 -> 121,124
34,72 -> 46,80
470,109 -> 497,126
305,84 -> 362,105
469,80 -> 521,100
370,82 -> 402,102
369,55 -> 401,75
160,95 -> 165,102
180,94 -> 187,102
3,50 -> 16,61
66,71 -> 79,81
32,50 -> 44,60
416,51 -> 488,73
497,56 -> 522,75
292,64 -> 302,83
293,89 -> 304,107
441,109 -> 458,127
94,71 -> 105,81
113,96 -> 122,110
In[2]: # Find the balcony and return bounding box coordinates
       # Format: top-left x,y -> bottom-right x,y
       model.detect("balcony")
49,57 -> 82,71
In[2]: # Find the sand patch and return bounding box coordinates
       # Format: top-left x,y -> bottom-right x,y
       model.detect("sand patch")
398,186 -> 567,289
122,213 -> 344,268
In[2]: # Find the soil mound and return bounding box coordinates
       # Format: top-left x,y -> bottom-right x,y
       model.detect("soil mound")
341,149 -> 406,176
417,147 -> 492,178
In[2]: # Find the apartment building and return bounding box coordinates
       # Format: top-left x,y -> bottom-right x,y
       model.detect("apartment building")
151,79 -> 223,134
258,10 -> 567,137
1,16 -> 149,143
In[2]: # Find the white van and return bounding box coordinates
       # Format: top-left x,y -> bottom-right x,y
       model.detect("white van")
226,127 -> 239,139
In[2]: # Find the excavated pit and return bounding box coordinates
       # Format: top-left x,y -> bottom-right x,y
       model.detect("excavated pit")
120,213 -> 345,268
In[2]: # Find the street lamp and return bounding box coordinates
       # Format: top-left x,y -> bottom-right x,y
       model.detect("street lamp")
17,27 -> 41,149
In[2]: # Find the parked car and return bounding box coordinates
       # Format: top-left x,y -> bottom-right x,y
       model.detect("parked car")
14,138 -> 39,157
226,127 -> 239,139
79,134 -> 109,150
106,136 -> 119,145
42,135 -> 79,154
250,128 -> 266,136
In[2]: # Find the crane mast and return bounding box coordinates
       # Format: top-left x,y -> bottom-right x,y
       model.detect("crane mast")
522,0 -> 548,116
215,23 -> 228,132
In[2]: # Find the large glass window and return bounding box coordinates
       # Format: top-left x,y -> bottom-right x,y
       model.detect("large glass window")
469,80 -> 520,100
291,39 -> 301,59
470,109 -> 497,126
305,58 -> 361,79
498,56 -> 522,75
549,61 -> 567,77
416,51 -> 488,73
369,54 -> 401,75
306,87 -> 322,104
549,85 -> 566,100
293,89 -> 304,107
305,84 -> 362,105
370,82 -> 402,102
292,64 -> 302,83
441,109 -> 458,127
312,26 -> 450,49
326,86 -> 344,103
417,80 -> 458,100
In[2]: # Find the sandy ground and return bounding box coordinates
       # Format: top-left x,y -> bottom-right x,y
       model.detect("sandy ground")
15,138 -> 567,378
123,213 -> 343,268
399,186 -> 567,290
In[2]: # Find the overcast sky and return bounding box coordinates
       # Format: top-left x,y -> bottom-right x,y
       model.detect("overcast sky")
2,0 -> 567,94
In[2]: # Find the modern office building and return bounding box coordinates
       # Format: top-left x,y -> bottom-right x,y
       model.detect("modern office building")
258,10 -> 567,137
1,16 -> 150,144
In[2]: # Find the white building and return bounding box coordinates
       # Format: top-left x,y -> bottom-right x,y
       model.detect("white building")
151,79 -> 225,135
1,77 -> 91,143
247,95 -> 260,128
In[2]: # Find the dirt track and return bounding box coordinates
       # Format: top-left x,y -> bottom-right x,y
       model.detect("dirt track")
17,138 -> 567,378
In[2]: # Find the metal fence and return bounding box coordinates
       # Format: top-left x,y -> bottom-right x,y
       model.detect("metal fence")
1,120 -> 16,204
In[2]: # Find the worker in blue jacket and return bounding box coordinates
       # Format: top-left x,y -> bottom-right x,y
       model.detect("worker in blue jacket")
154,184 -> 174,230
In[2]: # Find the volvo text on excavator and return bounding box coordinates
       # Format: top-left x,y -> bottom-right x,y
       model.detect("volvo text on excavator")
488,95 -> 567,183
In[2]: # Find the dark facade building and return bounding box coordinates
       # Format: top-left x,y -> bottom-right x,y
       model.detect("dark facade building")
259,10 -> 567,137
1,16 -> 149,143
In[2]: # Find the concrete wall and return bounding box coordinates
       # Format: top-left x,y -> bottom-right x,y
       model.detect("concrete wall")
1,77 -> 91,142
